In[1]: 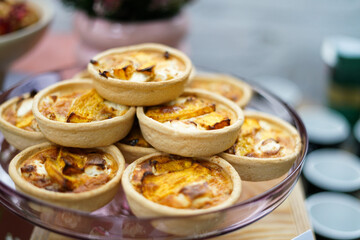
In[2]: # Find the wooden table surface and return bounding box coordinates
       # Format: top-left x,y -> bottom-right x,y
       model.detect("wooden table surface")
213,181 -> 313,240
31,181 -> 313,240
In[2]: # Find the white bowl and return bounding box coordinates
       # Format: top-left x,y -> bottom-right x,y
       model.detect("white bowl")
297,105 -> 350,145
303,149 -> 360,192
306,192 -> 360,240
0,0 -> 54,84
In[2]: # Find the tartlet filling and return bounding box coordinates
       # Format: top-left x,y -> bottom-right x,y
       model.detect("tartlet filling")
20,147 -> 118,193
91,50 -> 185,82
145,96 -> 234,131
227,117 -> 296,158
131,155 -> 233,209
189,79 -> 244,103
120,120 -> 152,148
2,91 -> 39,131
39,88 -> 128,123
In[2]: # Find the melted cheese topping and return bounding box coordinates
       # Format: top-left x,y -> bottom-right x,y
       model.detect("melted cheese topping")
145,96 -> 234,131
39,89 -> 128,123
2,93 -> 40,132
92,50 -> 185,82
120,120 -> 152,148
190,79 -> 244,103
20,147 -> 118,193
227,117 -> 296,158
131,155 -> 233,209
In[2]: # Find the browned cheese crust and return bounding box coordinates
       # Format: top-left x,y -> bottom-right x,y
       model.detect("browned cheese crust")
227,117 -> 297,158
20,146 -> 118,193
91,50 -> 185,82
39,88 -> 128,123
131,155 -> 233,209
120,119 -> 152,148
145,95 -> 234,131
2,90 -> 39,131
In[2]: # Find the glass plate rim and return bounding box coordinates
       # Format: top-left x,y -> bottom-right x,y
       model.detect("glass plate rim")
0,69 -> 308,238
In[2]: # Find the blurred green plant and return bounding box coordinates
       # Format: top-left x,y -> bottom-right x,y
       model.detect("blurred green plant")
61,0 -> 192,22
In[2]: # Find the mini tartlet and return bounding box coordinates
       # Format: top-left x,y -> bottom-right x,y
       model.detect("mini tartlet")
32,79 -> 135,148
87,43 -> 192,106
0,91 -> 47,150
189,73 -> 253,108
220,111 -> 302,181
122,152 -> 241,235
9,143 -> 125,211
115,119 -> 156,163
137,89 -> 244,157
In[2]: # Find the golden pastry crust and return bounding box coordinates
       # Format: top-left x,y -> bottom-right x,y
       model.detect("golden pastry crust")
122,152 -> 241,235
0,91 -> 47,150
9,142 -> 125,211
32,79 -> 136,148
189,73 -> 252,108
122,152 -> 241,216
116,143 -> 157,164
87,43 -> 192,106
137,89 -> 244,157
220,111 -> 302,181
72,69 -> 91,79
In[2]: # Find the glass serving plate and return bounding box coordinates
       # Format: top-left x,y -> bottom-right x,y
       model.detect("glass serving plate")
0,69 -> 308,240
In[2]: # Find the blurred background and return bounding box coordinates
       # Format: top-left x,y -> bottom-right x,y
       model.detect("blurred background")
4,0 -> 360,104
1,0 -> 360,239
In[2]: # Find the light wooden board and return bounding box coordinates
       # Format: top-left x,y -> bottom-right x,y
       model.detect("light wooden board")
31,181 -> 313,240
213,181 -> 313,240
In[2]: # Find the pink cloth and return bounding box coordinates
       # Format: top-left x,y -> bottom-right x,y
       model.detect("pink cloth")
11,33 -> 79,73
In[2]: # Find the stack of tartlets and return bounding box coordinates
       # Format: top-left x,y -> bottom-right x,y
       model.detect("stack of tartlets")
0,43 -> 301,235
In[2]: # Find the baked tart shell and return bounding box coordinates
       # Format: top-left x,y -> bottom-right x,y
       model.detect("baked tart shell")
0,94 -> 47,150
121,152 -> 241,235
32,79 -> 136,148
87,43 -> 193,106
190,73 -> 253,108
8,143 -> 125,212
220,111 -> 302,182
137,89 -> 244,157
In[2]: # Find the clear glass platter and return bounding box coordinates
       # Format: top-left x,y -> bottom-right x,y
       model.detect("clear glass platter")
0,68 -> 308,239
